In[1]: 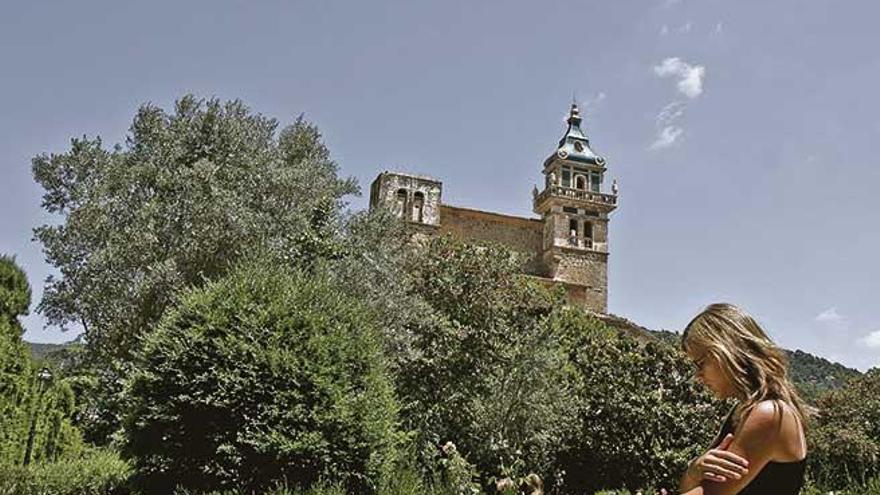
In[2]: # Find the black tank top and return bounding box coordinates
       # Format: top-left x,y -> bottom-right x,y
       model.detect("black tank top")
711,407 -> 806,495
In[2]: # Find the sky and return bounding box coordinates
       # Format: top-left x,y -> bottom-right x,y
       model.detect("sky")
1,1 -> 878,371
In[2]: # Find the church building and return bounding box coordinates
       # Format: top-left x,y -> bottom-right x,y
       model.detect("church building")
369,103 -> 619,313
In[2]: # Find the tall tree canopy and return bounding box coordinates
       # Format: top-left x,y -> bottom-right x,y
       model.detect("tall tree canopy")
0,255 -> 82,466
32,96 -> 357,363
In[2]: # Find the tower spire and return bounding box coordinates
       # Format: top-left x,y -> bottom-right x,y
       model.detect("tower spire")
552,102 -> 603,166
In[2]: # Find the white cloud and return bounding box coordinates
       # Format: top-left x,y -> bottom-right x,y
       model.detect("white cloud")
656,101 -> 686,126
654,57 -> 706,99
713,22 -> 724,35
660,24 -> 669,36
815,307 -> 844,324
859,330 -> 880,349
651,101 -> 687,151
679,22 -> 692,34
650,125 -> 684,150
661,0 -> 682,8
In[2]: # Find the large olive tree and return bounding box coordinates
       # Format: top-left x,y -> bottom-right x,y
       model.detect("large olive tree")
32,96 -> 358,443
32,95 -> 357,364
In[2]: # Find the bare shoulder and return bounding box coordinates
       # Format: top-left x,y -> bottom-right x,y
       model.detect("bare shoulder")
745,400 -> 788,429
739,400 -> 805,460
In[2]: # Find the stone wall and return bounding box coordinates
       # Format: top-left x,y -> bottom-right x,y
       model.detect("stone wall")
370,172 -> 442,226
438,204 -> 546,276
543,250 -> 608,312
369,172 -> 612,314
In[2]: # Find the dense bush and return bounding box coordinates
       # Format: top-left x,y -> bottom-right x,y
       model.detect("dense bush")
553,308 -> 725,493
802,476 -> 880,495
383,235 -> 725,493
123,261 -> 401,494
808,368 -> 880,490
394,235 -> 577,486
0,255 -> 82,466
0,449 -> 132,495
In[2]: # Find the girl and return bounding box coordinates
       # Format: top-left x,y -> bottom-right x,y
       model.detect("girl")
678,303 -> 810,495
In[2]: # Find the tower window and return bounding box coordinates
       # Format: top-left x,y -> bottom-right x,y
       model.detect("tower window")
575,175 -> 586,190
590,172 -> 602,193
395,189 -> 408,219
412,192 -> 425,223
562,168 -> 571,187
584,221 -> 594,249
568,218 -> 578,246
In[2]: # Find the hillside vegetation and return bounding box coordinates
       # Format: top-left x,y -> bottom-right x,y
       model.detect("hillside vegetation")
29,323 -> 860,406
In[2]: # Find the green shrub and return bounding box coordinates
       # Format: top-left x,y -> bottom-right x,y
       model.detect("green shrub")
808,368 -> 880,490
395,236 -> 576,486
123,262 -> 401,494
803,476 -> 880,495
552,308 -> 725,494
0,448 -> 132,495
0,255 -> 83,466
382,235 -> 726,493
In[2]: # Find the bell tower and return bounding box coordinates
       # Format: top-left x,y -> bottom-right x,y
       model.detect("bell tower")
533,102 -> 619,312
369,171 -> 442,228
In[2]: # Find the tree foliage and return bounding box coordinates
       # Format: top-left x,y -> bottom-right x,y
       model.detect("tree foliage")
0,256 -> 82,466
32,96 -> 357,364
553,309 -> 725,493
123,261 -> 401,494
808,368 -> 880,489
382,235 -> 725,493
393,235 -> 576,485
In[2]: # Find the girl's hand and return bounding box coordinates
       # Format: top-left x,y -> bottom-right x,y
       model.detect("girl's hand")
688,434 -> 750,483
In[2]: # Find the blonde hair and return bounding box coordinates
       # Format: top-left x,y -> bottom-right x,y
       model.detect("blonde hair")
682,303 -> 813,429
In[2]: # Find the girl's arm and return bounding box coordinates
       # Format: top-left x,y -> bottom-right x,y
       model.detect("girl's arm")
680,402 -> 785,495
679,434 -> 748,492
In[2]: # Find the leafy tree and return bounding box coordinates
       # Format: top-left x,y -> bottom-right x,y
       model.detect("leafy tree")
392,235 -> 578,486
32,95 -> 357,365
324,208 -> 429,366
0,255 -> 31,321
808,368 -> 880,489
0,256 -> 82,466
123,260 -> 401,494
356,232 -> 725,492
0,255 -> 34,464
32,96 -> 358,444
553,309 -> 726,493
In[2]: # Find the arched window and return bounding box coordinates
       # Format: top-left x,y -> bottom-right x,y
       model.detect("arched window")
412,191 -> 425,223
395,189 -> 408,219
575,175 -> 586,190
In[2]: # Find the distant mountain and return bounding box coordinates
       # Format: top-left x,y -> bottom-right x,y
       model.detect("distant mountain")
785,349 -> 862,403
25,341 -> 77,362
597,313 -> 861,404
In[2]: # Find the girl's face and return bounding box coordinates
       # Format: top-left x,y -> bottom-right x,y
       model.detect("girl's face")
687,344 -> 736,399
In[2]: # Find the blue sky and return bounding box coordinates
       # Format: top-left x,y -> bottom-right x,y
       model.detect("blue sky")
1,1 -> 878,370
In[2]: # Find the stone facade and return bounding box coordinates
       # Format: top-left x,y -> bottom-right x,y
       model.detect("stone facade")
369,172 -> 442,226
368,103 -> 618,313
437,205 -> 545,276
